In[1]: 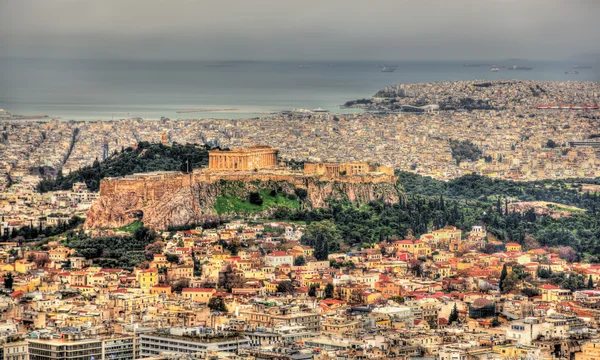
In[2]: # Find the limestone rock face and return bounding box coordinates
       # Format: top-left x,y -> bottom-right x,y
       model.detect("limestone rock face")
306,180 -> 400,208
84,169 -> 400,230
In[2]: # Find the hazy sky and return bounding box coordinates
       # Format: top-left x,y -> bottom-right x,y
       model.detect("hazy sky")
1,0 -> 599,61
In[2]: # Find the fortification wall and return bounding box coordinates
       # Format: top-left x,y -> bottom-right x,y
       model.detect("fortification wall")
88,169 -> 399,229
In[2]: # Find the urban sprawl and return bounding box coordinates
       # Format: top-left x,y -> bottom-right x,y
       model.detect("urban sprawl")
0,80 -> 599,360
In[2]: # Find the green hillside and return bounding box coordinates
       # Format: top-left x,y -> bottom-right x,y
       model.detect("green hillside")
38,142 -> 211,192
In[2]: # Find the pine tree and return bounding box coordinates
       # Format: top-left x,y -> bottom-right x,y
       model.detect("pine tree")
588,275 -> 594,289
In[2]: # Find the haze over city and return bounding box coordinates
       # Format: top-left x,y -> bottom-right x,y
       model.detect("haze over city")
1,0 -> 599,61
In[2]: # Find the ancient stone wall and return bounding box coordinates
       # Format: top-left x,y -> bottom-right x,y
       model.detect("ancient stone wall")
86,168 -> 399,230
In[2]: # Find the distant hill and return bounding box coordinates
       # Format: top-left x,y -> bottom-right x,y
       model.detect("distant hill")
38,142 -> 210,192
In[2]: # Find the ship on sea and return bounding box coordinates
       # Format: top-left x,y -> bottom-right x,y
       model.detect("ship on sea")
573,65 -> 592,69
490,67 -> 499,72
381,67 -> 396,73
507,65 -> 533,70
565,70 -> 580,75
311,107 -> 329,113
508,65 -> 533,70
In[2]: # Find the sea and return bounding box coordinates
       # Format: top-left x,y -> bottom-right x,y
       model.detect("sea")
0,58 -> 598,120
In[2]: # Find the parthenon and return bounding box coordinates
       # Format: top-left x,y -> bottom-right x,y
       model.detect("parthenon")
208,145 -> 278,171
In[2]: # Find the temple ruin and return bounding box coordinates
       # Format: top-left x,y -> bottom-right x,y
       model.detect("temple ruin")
208,145 -> 278,171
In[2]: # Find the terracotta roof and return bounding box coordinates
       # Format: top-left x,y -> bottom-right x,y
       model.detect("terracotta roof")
472,298 -> 493,308
539,284 -> 560,290
182,288 -> 216,293
268,251 -> 288,257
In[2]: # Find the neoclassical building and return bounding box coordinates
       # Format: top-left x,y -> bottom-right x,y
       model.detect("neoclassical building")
208,145 -> 278,171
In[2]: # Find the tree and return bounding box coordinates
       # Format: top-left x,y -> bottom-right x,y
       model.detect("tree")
301,220 -> 342,261
491,316 -> 500,327
557,246 -> 578,263
166,254 -> 180,264
409,259 -> 423,277
208,296 -> 227,312
308,285 -> 317,297
219,264 -> 244,292
499,264 -> 508,292
501,271 -> 519,293
521,287 -> 540,298
545,139 -> 558,148
192,252 -> 202,277
294,256 -> 306,266
276,281 -> 295,295
34,254 -> 49,268
324,283 -> 334,299
3,273 -> 13,289
144,241 -> 164,261
171,278 -> 190,293
134,226 -> 157,245
589,275 -> 595,289
448,303 -> 459,324
249,192 -> 263,206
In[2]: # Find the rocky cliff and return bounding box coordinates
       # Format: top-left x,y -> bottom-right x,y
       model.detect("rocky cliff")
84,169 -> 400,230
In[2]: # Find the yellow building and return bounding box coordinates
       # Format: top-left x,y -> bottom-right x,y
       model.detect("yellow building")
137,268 -> 159,292
539,283 -> 572,302
431,226 -> 462,248
576,340 -> 600,360
182,288 -> 216,304
48,246 -> 71,263
151,283 -> 172,295
506,242 -> 522,252
15,260 -> 35,274
167,265 -> 193,281
265,281 -> 279,293
394,240 -> 431,257
13,278 -> 40,293
493,344 -> 540,359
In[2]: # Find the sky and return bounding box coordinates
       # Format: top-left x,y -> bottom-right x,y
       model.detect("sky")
0,0 -> 599,61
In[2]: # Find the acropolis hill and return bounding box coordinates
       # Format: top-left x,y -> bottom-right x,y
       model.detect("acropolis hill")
84,146 -> 399,229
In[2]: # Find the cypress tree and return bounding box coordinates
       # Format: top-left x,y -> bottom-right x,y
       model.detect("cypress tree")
588,275 -> 594,289
497,197 -> 503,216
499,264 -> 508,292
449,303 -> 459,324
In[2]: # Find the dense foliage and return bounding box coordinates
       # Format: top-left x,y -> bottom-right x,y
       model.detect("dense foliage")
278,173 -> 600,263
38,142 -> 211,192
449,139 -> 482,164
63,225 -> 158,270
3,216 -> 84,241
397,172 -> 600,213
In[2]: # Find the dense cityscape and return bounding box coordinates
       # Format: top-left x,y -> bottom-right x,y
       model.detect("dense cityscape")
0,74 -> 599,360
